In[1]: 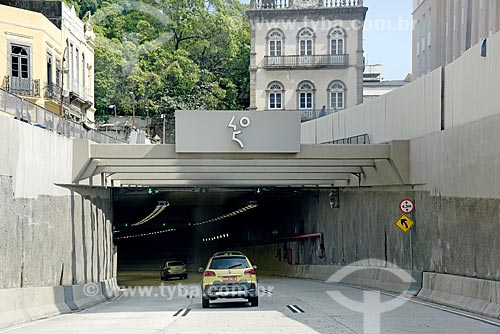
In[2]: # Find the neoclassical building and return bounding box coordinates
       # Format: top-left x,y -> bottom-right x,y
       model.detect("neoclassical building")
248,0 -> 367,119
0,1 -> 96,125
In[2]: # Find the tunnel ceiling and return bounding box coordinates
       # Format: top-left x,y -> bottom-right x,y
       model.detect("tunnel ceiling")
112,186 -> 301,231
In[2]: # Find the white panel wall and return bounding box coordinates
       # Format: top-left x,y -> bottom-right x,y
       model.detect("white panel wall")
300,31 -> 500,144
445,31 -> 500,128
301,69 -> 442,144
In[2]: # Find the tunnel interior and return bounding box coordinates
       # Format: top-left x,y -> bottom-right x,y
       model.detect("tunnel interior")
113,186 -> 322,275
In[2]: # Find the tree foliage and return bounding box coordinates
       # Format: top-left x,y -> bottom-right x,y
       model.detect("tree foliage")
76,0 -> 250,121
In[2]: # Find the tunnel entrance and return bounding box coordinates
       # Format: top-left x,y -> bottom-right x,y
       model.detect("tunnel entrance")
113,186 -> 321,280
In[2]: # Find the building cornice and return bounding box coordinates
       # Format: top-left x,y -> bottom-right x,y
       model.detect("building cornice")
247,7 -> 368,22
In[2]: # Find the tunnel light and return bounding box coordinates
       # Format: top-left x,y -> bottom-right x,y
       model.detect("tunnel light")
192,202 -> 259,226
131,201 -> 170,227
114,228 -> 176,240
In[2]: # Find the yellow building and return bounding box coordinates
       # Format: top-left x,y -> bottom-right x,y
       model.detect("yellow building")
0,1 -> 95,125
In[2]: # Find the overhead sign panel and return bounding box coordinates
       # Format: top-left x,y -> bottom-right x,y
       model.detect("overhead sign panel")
175,111 -> 301,153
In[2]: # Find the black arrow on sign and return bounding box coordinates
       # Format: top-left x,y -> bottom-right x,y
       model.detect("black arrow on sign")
401,219 -> 409,229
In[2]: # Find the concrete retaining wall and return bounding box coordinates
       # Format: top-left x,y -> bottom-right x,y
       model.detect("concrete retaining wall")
0,116 -> 116,328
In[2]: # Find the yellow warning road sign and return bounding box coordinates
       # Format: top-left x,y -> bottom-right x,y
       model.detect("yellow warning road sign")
396,214 -> 415,233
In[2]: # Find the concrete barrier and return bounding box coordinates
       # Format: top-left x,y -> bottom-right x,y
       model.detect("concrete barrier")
262,263 -> 422,296
418,272 -> 500,319
0,286 -> 71,329
63,283 -> 107,311
100,278 -> 120,299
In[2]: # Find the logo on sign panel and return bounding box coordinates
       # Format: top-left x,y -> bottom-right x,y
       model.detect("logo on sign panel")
228,115 -> 251,148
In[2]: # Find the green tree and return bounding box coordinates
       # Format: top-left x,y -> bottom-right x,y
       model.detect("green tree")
87,0 -> 250,121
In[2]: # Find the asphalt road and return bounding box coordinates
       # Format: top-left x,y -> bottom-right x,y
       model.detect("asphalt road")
2,271 -> 500,334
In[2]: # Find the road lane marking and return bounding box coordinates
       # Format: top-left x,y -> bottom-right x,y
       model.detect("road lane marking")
287,305 -> 305,314
172,309 -> 191,317
293,305 -> 305,313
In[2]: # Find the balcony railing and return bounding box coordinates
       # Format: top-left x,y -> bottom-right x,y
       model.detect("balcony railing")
69,81 -> 94,104
264,54 -> 349,68
44,82 -> 62,101
251,0 -> 363,10
2,76 -> 40,98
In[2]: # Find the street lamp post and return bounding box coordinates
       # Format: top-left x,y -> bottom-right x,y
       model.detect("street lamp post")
161,114 -> 167,144
129,92 -> 136,127
145,105 -> 149,137
59,46 -> 68,117
109,104 -> 117,138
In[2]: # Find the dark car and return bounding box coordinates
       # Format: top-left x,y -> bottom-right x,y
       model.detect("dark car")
160,260 -> 188,280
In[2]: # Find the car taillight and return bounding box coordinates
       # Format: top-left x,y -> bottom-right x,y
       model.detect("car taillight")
244,269 -> 255,275
204,271 -> 216,277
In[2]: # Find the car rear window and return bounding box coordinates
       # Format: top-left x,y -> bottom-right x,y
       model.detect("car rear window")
209,256 -> 250,269
167,261 -> 184,266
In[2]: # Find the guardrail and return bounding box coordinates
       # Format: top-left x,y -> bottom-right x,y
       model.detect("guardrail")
0,88 -> 124,144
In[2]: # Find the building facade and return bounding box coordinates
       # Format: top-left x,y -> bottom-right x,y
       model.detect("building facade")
363,64 -> 409,100
247,0 -> 367,120
0,1 -> 95,125
413,0 -> 500,78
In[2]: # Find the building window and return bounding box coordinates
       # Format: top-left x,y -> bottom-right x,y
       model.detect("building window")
10,45 -> 30,80
268,29 -> 283,56
298,81 -> 314,110
298,28 -> 314,56
330,28 -> 345,55
267,82 -> 284,110
82,53 -> 86,93
329,81 -> 345,111
69,42 -> 73,90
75,48 -> 79,89
47,54 -> 53,86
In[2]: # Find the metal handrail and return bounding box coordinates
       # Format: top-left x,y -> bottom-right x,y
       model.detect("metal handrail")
331,134 -> 370,145
0,87 -> 124,144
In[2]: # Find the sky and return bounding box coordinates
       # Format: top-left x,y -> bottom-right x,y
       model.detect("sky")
363,0 -> 413,80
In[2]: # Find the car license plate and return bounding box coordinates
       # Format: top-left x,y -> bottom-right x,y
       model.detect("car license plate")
222,276 -> 237,282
